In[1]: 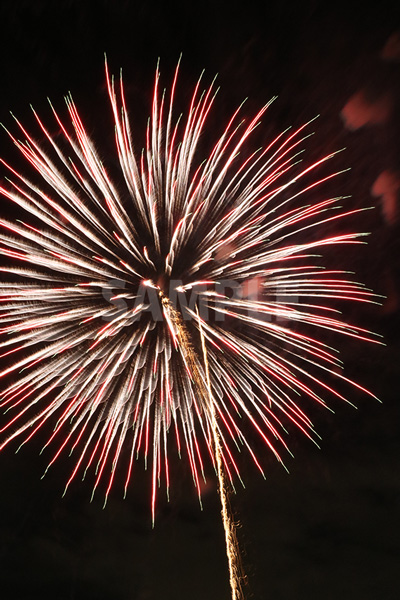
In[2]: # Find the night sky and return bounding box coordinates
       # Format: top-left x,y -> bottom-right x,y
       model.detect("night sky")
0,2 -> 399,599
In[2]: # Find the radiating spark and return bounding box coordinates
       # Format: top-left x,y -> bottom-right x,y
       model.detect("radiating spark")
0,59 -> 380,531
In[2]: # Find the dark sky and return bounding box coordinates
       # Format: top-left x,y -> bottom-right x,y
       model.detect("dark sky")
0,2 -> 399,599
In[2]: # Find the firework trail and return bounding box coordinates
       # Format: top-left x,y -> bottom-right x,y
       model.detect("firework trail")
197,304 -> 245,599
0,59 -> 379,593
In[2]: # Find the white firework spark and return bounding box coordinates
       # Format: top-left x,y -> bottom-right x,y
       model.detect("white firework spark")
0,60 -> 379,527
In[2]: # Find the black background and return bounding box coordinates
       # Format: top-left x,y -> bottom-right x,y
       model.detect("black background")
0,1 -> 399,599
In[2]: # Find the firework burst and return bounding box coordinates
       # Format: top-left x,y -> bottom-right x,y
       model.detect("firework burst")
0,60 -> 378,526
